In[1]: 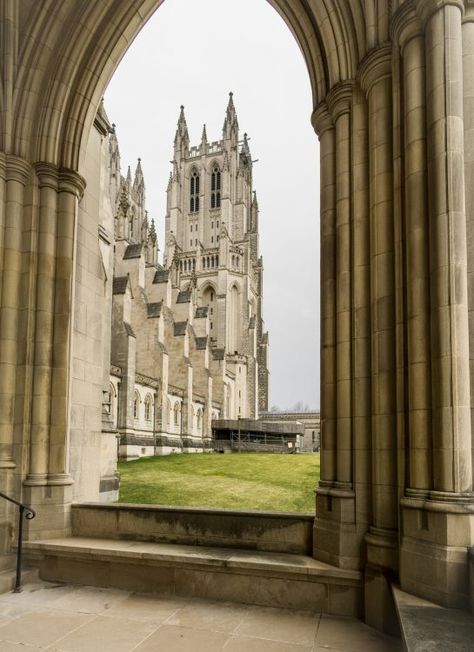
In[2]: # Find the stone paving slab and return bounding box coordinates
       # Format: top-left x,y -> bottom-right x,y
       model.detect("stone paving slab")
0,580 -> 401,651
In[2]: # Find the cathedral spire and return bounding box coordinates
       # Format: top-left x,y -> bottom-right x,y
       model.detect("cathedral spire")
201,123 -> 208,154
174,105 -> 189,156
133,158 -> 144,191
223,91 -> 239,143
126,165 -> 132,187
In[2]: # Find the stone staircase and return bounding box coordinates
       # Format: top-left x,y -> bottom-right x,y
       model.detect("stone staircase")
23,503 -> 363,616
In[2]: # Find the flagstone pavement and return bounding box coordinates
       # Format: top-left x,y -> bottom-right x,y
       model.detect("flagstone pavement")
0,580 -> 402,651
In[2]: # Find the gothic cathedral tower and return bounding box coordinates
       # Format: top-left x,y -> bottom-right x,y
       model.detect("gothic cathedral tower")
164,94 -> 269,416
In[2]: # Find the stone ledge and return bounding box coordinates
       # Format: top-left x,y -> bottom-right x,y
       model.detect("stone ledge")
24,537 -> 363,615
71,503 -> 315,555
392,585 -> 474,652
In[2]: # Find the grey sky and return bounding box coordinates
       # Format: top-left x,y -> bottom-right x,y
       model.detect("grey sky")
104,0 -> 320,410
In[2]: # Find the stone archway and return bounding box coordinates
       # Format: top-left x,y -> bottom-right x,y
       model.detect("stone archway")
1,0 -> 474,631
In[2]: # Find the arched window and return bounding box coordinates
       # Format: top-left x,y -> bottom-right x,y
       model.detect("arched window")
133,390 -> 141,419
190,169 -> 200,213
144,394 -> 153,421
211,166 -> 221,209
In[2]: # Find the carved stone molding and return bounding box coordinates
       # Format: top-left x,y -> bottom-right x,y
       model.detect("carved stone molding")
415,0 -> 464,25
391,0 -> 423,51
311,102 -> 333,137
326,81 -> 354,121
358,44 -> 393,95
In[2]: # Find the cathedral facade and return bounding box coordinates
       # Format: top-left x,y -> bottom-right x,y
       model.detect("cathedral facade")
104,95 -> 269,459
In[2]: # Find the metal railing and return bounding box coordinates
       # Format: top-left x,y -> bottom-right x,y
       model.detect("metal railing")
0,490 -> 36,592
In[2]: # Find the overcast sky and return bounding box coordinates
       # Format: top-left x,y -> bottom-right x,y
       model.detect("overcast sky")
104,0 -> 320,410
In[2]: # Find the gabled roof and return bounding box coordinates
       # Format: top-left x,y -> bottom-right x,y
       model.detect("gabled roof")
153,269 -> 169,284
147,302 -> 162,318
177,288 -> 192,303
174,321 -> 187,336
212,348 -> 225,361
195,306 -> 208,318
195,336 -> 208,350
112,276 -> 128,295
123,243 -> 143,259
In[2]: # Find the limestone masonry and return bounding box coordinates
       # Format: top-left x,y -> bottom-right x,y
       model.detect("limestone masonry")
99,95 -> 269,461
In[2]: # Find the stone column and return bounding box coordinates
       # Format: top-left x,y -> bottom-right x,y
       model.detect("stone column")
0,155 -> 30,550
312,104 -> 337,489
351,84 -> 372,543
359,45 -> 398,631
395,7 -> 432,494
463,2 -> 474,474
398,0 -> 474,609
313,92 -> 362,571
25,164 -> 59,486
328,83 -> 353,491
0,156 -> 31,470
23,166 -> 85,539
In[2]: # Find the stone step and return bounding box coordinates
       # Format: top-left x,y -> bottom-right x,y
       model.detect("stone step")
392,585 -> 474,652
24,536 -> 363,616
0,567 -> 38,594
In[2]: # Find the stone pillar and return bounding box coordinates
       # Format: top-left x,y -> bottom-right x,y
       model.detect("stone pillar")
26,164 -> 59,486
0,154 -> 31,551
312,104 -> 336,489
23,166 -> 85,539
399,0 -> 474,609
351,84 -> 372,550
359,45 -> 399,632
328,83 -> 353,491
395,6 -> 432,495
313,89 -> 361,571
463,1 -> 474,475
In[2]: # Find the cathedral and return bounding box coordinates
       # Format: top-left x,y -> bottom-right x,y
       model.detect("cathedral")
104,94 -> 269,459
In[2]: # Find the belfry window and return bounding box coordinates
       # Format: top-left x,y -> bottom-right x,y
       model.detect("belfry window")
211,166 -> 221,209
190,169 -> 200,213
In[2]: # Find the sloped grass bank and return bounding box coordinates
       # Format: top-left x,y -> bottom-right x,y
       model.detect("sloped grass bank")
118,452 -> 319,513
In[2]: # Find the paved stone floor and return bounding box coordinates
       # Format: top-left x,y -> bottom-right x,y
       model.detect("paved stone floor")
0,580 -> 402,651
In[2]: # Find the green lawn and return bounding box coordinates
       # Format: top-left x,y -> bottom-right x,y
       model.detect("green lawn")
118,453 -> 319,513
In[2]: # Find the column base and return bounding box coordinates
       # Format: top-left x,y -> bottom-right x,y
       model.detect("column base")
313,486 -> 363,570
400,494 -> 474,608
23,481 -> 73,540
364,526 -> 399,634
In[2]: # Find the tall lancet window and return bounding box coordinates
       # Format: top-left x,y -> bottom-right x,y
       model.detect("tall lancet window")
211,166 -> 221,209
190,169 -> 200,213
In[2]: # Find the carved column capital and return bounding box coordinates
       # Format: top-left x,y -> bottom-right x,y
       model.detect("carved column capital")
3,154 -> 31,185
358,44 -> 392,95
34,162 -> 59,191
58,168 -> 86,199
391,1 -> 423,52
415,0 -> 464,25
311,103 -> 334,137
326,81 -> 354,121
